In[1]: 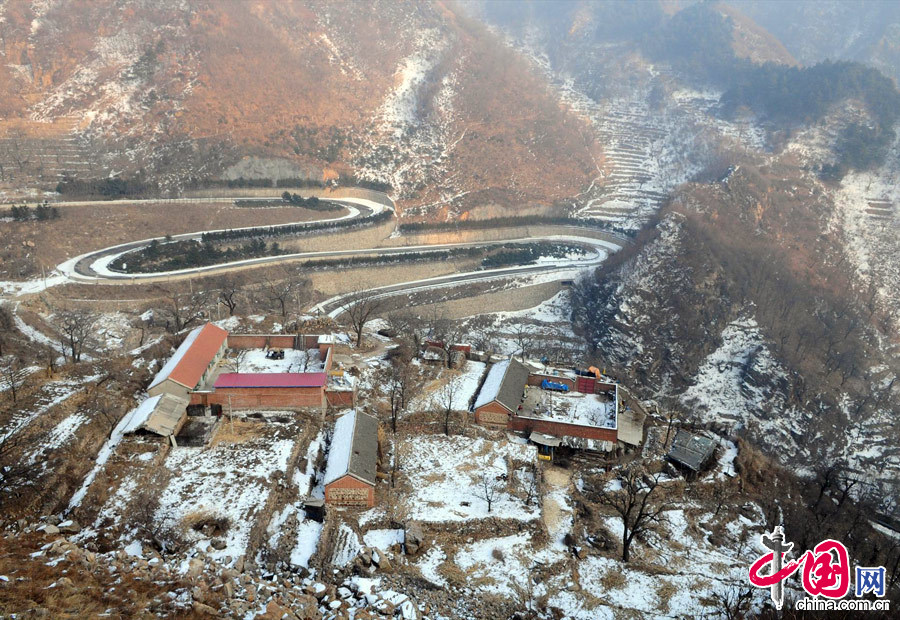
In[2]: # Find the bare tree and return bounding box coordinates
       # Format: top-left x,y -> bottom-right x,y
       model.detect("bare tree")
470,327 -> 499,357
158,288 -> 207,333
475,469 -> 502,513
426,310 -> 465,368
433,373 -> 461,435
52,309 -> 96,363
0,424 -> 35,508
215,276 -> 241,316
0,303 -> 13,357
518,461 -> 541,507
130,470 -> 184,555
385,361 -> 412,433
342,292 -> 385,347
1,356 -> 28,404
592,465 -> 672,562
7,130 -> 29,174
511,324 -> 534,360
707,585 -> 755,620
88,393 -> 123,439
231,348 -> 249,372
262,268 -> 309,319
385,311 -> 426,354
710,478 -> 737,520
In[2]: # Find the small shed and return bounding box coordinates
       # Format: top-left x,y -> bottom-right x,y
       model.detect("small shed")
472,358 -> 529,429
121,393 -> 188,438
324,410 -> 378,507
529,431 -> 560,461
667,430 -> 717,473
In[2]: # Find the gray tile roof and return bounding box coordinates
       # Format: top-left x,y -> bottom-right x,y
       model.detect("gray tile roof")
325,410 -> 379,487
348,410 -> 379,486
495,358 -> 529,413
667,430 -> 717,472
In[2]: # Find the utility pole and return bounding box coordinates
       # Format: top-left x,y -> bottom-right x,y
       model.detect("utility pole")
228,394 -> 234,434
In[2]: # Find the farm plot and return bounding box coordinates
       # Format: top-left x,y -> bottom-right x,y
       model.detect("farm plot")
265,431 -> 327,569
0,373 -> 101,443
396,434 -> 538,523
409,361 -> 486,413
153,421 -> 298,568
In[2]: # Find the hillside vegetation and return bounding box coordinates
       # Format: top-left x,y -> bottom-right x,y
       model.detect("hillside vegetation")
643,3 -> 900,176
572,159 -> 900,497
0,0 -> 596,212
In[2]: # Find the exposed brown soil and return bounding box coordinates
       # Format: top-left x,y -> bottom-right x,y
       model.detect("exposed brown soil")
1,202 -> 342,279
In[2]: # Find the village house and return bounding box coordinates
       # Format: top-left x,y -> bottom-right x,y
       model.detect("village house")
667,430 -> 717,473
147,323 -> 356,415
119,392 -> 190,440
323,410 -> 379,508
210,372 -> 328,409
147,323 -> 228,399
471,357 -> 636,453
472,358 -> 530,429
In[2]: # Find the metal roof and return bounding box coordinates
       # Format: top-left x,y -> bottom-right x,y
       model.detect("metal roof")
667,430 -> 717,472
214,372 -> 327,389
529,431 -> 561,447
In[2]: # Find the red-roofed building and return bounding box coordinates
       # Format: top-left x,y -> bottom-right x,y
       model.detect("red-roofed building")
198,371 -> 328,410
148,323 -> 228,399
150,323 -> 354,412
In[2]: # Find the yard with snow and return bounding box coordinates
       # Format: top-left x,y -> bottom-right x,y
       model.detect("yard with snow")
232,348 -> 325,374
396,434 -> 539,523
154,429 -> 296,567
522,386 -> 617,429
409,361 -> 486,413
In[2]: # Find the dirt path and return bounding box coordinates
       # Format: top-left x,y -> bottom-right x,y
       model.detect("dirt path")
542,466 -> 573,538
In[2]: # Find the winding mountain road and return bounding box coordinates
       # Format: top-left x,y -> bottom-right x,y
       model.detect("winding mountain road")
44,191 -> 627,313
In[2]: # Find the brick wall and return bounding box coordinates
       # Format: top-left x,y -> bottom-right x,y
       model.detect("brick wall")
574,375 -> 618,395
149,378 -> 191,399
474,401 -> 511,429
325,475 -> 374,507
526,373 -> 576,389
200,386 -> 325,410
227,334 -> 297,350
325,389 -> 355,408
321,345 -> 334,372
508,415 -> 617,443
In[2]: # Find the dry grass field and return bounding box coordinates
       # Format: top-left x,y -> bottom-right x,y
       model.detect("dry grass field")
1,203 -> 344,279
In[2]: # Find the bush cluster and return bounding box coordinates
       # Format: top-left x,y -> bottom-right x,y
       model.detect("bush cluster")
398,215 -> 621,235
5,203 -> 60,221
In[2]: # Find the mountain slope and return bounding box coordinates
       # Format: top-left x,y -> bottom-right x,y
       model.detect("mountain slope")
729,0 -> 900,84
0,0 -> 596,212
572,158 -> 900,499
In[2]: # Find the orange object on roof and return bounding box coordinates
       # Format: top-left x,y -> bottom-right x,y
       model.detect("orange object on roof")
149,322 -> 228,391
588,366 -> 602,379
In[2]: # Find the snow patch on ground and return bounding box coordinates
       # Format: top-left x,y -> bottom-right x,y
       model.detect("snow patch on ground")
155,437 -> 295,567
399,434 -> 538,523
